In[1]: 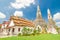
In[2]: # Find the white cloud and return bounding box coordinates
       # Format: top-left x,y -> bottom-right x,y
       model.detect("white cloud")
14,11 -> 23,17
53,13 -> 60,27
53,13 -> 60,21
0,12 -> 6,18
56,22 -> 60,27
10,0 -> 35,9
56,22 -> 60,25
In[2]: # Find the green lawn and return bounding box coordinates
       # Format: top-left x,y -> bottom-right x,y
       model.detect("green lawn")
0,34 -> 60,40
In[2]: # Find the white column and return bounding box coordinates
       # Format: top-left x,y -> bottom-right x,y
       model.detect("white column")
3,29 -> 7,35
9,28 -> 12,35
14,27 -> 18,35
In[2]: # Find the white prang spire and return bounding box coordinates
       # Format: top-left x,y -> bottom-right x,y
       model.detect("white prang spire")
47,9 -> 52,19
36,5 -> 42,18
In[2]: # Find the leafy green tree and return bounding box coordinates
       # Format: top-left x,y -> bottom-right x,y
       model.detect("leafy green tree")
22,27 -> 32,36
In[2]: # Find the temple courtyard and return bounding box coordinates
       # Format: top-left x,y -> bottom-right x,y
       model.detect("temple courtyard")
0,34 -> 60,40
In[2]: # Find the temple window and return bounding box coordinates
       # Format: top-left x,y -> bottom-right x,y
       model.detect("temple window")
18,28 -> 20,32
12,28 -> 15,32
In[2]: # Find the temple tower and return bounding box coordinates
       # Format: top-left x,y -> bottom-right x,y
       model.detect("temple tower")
47,9 -> 55,26
34,5 -> 47,33
47,9 -> 58,34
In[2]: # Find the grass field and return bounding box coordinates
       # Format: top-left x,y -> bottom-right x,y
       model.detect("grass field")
0,34 -> 60,40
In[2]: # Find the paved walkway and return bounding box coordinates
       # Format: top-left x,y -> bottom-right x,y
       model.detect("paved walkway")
0,32 -> 17,38
0,35 -> 17,38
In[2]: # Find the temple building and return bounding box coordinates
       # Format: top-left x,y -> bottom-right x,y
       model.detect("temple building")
47,9 -> 58,34
1,16 -> 35,35
34,5 -> 47,33
0,5 -> 59,36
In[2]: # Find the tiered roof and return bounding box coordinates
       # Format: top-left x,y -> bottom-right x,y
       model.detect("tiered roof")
10,16 -> 35,27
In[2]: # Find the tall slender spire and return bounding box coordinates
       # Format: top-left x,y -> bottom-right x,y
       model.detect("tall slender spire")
47,9 -> 52,19
34,5 -> 47,33
35,5 -> 46,26
36,5 -> 42,19
47,8 -> 55,25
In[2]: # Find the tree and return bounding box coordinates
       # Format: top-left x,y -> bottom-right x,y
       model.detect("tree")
22,27 -> 32,36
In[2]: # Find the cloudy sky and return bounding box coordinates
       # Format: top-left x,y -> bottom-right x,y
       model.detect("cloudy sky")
0,0 -> 60,27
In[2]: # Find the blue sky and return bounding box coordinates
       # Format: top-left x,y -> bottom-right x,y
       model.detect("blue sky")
0,0 -> 60,27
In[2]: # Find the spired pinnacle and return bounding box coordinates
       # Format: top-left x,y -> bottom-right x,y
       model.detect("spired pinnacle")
35,5 -> 46,25
47,8 -> 56,28
36,5 -> 42,19
47,8 -> 52,19
47,9 -> 51,14
37,5 -> 41,15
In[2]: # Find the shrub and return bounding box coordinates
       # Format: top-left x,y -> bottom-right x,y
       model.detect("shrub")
22,27 -> 32,36
32,33 -> 35,36
23,34 -> 31,36
18,33 -> 21,36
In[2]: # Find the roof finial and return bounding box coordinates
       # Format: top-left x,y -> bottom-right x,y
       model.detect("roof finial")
47,8 -> 52,19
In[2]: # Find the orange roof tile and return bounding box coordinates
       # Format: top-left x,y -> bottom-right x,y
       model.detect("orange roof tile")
10,16 -> 35,27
